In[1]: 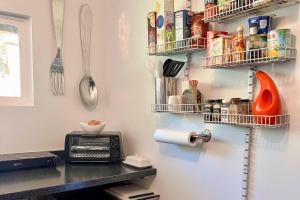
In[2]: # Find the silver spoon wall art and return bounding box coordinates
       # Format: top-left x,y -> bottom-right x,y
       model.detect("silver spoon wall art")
79,4 -> 98,109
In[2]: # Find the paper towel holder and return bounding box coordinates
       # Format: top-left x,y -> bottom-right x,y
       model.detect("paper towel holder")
191,129 -> 212,143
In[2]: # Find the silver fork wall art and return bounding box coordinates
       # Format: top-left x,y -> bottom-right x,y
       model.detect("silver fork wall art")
50,0 -> 65,96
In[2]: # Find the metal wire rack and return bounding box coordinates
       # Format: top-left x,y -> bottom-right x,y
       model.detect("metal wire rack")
203,0 -> 294,23
200,47 -> 296,68
151,104 -> 203,113
203,113 -> 290,128
148,36 -> 206,56
152,104 -> 289,128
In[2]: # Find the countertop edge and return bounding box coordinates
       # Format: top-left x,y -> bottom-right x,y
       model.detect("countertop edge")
0,167 -> 157,200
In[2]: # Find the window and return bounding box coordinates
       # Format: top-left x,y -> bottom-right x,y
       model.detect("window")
0,13 -> 33,106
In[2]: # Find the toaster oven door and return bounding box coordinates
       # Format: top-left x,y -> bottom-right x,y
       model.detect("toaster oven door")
67,136 -> 121,162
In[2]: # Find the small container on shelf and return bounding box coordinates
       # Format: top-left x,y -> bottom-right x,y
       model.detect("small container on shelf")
204,99 -> 214,121
240,99 -> 251,123
212,99 -> 223,122
221,99 -> 230,123
232,26 -> 246,63
229,98 -> 242,123
191,12 -> 209,48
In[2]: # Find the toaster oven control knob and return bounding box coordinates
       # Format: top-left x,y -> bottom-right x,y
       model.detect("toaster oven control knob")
111,137 -> 120,148
111,151 -> 120,160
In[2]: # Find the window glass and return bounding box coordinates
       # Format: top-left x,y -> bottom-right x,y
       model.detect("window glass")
0,23 -> 21,97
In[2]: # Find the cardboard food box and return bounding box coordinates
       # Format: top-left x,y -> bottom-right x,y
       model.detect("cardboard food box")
174,0 -> 191,12
174,10 -> 193,49
211,36 -> 226,65
206,31 -> 228,66
156,0 -> 174,52
147,12 -> 157,55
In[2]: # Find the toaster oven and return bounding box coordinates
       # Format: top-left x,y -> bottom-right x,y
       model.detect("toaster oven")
65,131 -> 123,163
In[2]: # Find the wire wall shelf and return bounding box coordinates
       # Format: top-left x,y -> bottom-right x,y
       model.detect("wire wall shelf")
148,36 -> 206,56
203,0 -> 295,23
203,113 -> 290,128
151,104 -> 202,113
200,47 -> 296,68
152,104 -> 290,128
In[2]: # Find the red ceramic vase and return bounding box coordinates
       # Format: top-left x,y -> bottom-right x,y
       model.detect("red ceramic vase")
252,71 -> 282,125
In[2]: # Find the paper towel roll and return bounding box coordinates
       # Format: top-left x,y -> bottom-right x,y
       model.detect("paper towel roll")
154,129 -> 198,147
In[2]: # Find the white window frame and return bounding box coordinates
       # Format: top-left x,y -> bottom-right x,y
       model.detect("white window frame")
0,13 -> 33,107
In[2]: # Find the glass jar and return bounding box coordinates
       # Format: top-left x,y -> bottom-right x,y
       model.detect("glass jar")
240,99 -> 251,123
204,100 -> 214,122
212,104 -> 221,122
229,98 -> 242,123
212,99 -> 222,122
221,100 -> 230,123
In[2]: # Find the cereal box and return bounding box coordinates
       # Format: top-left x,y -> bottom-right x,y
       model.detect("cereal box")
156,0 -> 174,52
148,12 -> 157,55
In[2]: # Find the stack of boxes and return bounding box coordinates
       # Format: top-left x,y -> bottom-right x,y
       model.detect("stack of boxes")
148,0 -> 194,53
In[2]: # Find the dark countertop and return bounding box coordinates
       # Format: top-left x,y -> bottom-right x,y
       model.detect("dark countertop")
0,161 -> 156,200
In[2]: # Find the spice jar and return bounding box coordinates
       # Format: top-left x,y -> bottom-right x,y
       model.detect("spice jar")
212,99 -> 223,122
229,98 -> 242,123
249,22 -> 258,35
240,99 -> 251,123
204,99 -> 214,122
221,100 -> 230,123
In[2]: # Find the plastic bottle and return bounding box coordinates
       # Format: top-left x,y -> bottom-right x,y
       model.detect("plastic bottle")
252,70 -> 282,125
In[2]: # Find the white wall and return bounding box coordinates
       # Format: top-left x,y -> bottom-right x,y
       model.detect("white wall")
1,1 -> 300,200
101,1 -> 300,200
0,0 -> 107,153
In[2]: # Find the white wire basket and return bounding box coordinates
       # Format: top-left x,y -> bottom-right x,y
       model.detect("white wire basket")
148,36 -> 206,56
152,104 -> 290,128
203,113 -> 290,128
151,104 -> 203,113
200,47 -> 296,68
204,0 -> 293,23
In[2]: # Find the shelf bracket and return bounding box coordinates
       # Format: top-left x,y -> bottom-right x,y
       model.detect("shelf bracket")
242,127 -> 253,200
184,53 -> 192,80
241,67 -> 256,200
